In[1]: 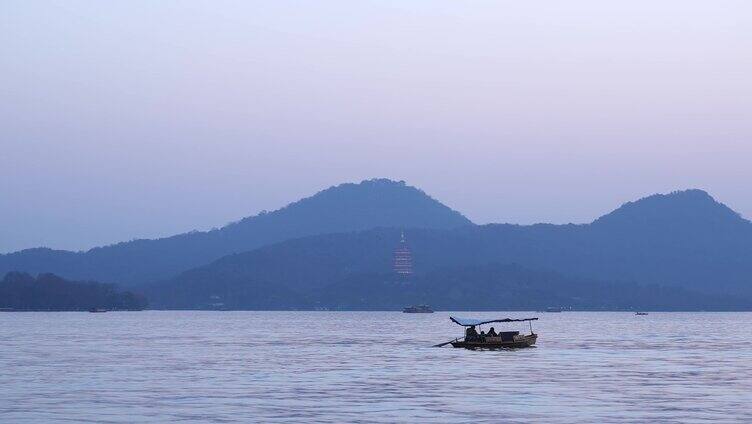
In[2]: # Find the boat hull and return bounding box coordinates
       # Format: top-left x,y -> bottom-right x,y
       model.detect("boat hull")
451,334 -> 537,349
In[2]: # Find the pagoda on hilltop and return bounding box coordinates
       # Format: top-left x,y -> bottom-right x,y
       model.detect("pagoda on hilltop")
393,231 -> 413,278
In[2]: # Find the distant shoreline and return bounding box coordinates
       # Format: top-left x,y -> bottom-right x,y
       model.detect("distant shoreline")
4,308 -> 750,313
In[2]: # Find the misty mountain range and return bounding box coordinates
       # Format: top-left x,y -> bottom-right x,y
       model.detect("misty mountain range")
0,179 -> 469,285
2,178 -> 751,310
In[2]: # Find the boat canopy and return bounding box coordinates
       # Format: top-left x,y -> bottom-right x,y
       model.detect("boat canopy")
450,316 -> 538,327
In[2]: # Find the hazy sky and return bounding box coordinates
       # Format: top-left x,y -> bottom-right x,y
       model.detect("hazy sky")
2,1 -> 751,253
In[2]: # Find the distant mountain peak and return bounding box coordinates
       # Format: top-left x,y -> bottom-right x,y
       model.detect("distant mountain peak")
302,178 -> 430,201
0,177 -> 472,285
593,189 -> 747,228
230,178 -> 472,229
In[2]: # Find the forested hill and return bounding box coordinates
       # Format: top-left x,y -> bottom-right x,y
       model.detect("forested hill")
0,179 -> 472,286
149,260 -> 749,311
0,272 -> 147,311
4,182 -> 752,310
319,264 -> 749,311
148,189 -> 752,309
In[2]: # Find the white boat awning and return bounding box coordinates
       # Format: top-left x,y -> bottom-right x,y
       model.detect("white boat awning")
450,316 -> 538,327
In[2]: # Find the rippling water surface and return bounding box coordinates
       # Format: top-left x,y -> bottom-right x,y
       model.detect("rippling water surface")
1,311 -> 751,423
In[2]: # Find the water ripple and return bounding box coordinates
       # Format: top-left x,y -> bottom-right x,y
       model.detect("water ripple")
1,311 -> 751,422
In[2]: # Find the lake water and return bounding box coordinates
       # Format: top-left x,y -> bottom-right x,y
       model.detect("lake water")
1,311 -> 751,423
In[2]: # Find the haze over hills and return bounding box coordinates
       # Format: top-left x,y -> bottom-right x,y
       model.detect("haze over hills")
0,179 -> 471,286
3,178 -> 752,310
147,188 -> 752,309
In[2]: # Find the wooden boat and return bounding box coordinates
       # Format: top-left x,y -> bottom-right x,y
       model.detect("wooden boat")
435,316 -> 538,349
403,304 -> 433,313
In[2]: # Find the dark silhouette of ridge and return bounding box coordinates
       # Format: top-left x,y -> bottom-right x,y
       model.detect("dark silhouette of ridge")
147,189 -> 752,309
0,179 -> 472,285
0,272 -> 147,311
318,263 -> 748,311
4,183 -> 752,310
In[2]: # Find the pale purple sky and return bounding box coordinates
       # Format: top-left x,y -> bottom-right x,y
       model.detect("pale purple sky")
2,1 -> 751,253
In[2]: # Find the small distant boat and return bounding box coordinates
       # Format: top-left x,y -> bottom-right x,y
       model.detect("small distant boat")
539,307 -> 562,313
434,316 -> 539,349
403,304 -> 434,313
88,308 -> 108,313
635,312 -> 649,316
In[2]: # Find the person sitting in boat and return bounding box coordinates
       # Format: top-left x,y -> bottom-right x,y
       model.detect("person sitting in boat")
465,326 -> 479,341
487,327 -> 497,337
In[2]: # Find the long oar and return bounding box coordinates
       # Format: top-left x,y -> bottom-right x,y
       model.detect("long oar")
433,338 -> 460,347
